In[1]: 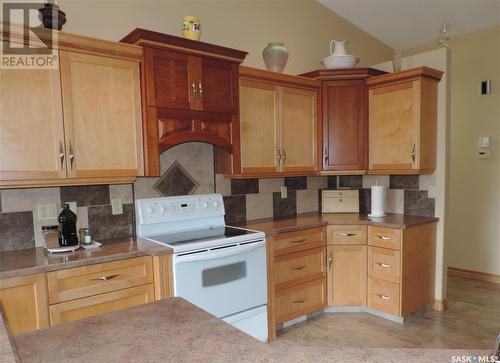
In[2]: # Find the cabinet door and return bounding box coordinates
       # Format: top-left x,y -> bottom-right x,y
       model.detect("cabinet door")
280,86 -> 318,172
60,51 -> 142,178
0,273 -> 49,335
199,57 -> 238,114
323,80 -> 366,171
327,245 -> 367,307
239,79 -> 279,173
145,48 -> 198,110
0,64 -> 66,181
369,81 -> 418,171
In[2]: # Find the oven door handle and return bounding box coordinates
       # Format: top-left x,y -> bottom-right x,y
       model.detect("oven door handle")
175,240 -> 265,264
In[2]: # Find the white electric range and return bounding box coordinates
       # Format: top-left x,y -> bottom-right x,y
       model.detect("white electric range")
135,193 -> 268,342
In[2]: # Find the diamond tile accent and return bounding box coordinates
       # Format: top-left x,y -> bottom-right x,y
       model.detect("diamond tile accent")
154,161 -> 199,197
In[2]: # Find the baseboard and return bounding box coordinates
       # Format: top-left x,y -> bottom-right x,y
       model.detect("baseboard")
448,267 -> 500,284
433,299 -> 448,311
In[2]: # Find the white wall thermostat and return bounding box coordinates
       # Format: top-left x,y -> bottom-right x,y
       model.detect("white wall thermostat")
479,137 -> 490,148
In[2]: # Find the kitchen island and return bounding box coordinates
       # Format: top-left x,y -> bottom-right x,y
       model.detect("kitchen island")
9,297 -> 488,363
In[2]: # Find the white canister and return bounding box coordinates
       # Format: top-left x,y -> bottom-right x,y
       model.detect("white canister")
369,185 -> 386,217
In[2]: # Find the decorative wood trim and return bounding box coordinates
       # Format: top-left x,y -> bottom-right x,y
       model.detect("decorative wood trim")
300,68 -> 387,80
433,299 -> 448,311
0,176 -> 136,189
158,132 -> 233,154
152,255 -> 174,300
240,66 -> 321,89
1,22 -> 142,61
120,28 -> 247,63
366,67 -> 443,88
448,267 -> 500,284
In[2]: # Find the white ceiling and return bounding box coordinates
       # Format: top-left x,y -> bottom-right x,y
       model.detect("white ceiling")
318,0 -> 500,49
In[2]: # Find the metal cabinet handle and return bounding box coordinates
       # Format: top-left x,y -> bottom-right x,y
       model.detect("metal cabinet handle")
68,141 -> 75,170
376,294 -> 391,300
376,262 -> 390,268
277,148 -> 282,169
292,298 -> 305,304
411,144 -> 416,163
91,274 -> 119,281
282,149 -> 287,166
323,148 -> 328,163
328,251 -> 333,270
339,233 -> 356,237
59,141 -> 65,170
376,235 -> 391,240
289,238 -> 306,244
198,82 -> 203,96
192,81 -> 197,96
291,265 -> 306,271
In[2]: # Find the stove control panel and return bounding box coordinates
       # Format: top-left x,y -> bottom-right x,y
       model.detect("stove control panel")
136,193 -> 225,225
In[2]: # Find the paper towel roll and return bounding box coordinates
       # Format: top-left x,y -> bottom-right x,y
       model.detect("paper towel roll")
369,185 -> 386,217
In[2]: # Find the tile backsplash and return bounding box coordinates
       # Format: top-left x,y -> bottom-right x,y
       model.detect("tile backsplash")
0,142 -> 436,252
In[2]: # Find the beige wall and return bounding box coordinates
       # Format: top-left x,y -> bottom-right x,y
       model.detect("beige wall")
59,0 -> 392,74
406,25 -> 500,276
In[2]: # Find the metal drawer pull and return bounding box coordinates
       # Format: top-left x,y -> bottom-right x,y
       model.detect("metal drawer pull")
328,251 -> 333,269
376,235 -> 391,240
198,82 -> 203,95
376,294 -> 391,300
191,81 -> 197,96
289,239 -> 306,244
339,233 -> 356,237
292,298 -> 305,304
291,265 -> 306,271
91,274 -> 119,281
376,262 -> 390,268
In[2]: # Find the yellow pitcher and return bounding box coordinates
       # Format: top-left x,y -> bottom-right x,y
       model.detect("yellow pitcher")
182,16 -> 201,41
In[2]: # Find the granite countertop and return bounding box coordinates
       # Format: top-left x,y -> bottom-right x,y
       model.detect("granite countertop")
11,298 -> 488,363
238,212 -> 438,236
0,237 -> 171,280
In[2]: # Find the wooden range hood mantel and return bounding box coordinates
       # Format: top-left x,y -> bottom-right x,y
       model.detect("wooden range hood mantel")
121,28 -> 247,176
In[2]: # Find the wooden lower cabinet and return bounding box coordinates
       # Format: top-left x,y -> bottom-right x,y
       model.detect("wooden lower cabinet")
49,284 -> 155,325
267,227 -> 326,341
0,273 -> 49,335
327,245 -> 367,307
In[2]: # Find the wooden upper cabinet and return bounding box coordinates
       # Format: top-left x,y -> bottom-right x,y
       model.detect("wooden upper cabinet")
121,28 -> 247,176
301,68 -> 385,173
60,51 -> 142,179
238,66 -> 320,176
367,67 -> 443,174
0,65 -> 66,181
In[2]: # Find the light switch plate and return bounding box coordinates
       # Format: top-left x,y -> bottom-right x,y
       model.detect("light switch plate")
67,202 -> 77,214
37,204 -> 57,220
479,137 -> 490,148
111,198 -> 123,215
280,186 -> 288,199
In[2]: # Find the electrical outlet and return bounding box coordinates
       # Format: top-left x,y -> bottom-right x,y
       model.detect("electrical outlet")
477,149 -> 492,160
67,202 -> 77,214
37,204 -> 57,220
427,185 -> 436,199
280,186 -> 288,199
111,198 -> 123,215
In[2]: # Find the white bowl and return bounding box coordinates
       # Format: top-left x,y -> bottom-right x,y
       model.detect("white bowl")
321,54 -> 359,69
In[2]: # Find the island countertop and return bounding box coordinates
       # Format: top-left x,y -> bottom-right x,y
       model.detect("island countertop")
0,237 -> 171,280
11,297 -> 486,363
237,212 -> 438,236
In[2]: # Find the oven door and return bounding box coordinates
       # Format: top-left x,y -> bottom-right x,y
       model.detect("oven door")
173,239 -> 267,318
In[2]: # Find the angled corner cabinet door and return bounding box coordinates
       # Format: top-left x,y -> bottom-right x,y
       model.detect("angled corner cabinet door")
59,51 -> 142,179
367,67 -> 443,174
0,54 -> 66,181
239,66 -> 320,176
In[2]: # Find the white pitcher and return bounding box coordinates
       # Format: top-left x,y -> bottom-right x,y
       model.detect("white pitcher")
330,40 -> 348,56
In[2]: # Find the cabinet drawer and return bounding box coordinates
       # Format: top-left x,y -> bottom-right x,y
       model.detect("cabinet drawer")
47,257 -> 154,304
327,225 -> 366,245
322,197 -> 359,213
323,190 -> 359,198
368,247 -> 400,283
274,247 -> 325,290
49,284 -> 155,326
275,278 -> 326,324
272,228 -> 324,256
368,226 -> 401,250
367,277 -> 400,316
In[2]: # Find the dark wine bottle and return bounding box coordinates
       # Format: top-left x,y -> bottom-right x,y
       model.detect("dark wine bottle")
58,203 -> 78,246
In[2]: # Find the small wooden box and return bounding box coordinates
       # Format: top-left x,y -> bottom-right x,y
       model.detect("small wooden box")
322,190 -> 359,213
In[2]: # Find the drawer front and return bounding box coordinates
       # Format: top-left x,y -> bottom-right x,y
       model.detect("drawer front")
368,247 -> 401,283
322,197 -> 359,213
47,257 -> 154,304
323,190 -> 359,198
272,228 -> 324,256
327,225 -> 367,245
275,278 -> 326,324
367,277 -> 400,316
49,284 -> 155,326
368,226 -> 401,250
274,247 -> 325,290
